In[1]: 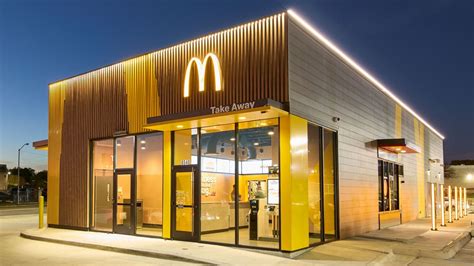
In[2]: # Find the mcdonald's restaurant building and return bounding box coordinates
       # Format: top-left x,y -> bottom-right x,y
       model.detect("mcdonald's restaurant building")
37,10 -> 445,252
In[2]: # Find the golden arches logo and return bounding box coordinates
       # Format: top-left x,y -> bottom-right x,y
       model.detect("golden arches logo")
183,53 -> 222,97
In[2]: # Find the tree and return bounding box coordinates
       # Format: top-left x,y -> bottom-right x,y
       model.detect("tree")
34,170 -> 47,190
8,167 -> 36,186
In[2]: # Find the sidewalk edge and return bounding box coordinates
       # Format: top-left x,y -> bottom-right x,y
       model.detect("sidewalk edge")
20,232 -> 214,265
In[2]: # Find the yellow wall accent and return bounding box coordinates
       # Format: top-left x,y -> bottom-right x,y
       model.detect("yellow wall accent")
395,104 -> 402,138
47,82 -> 66,225
163,131 -> 172,238
280,115 -> 309,251
414,119 -> 425,218
124,55 -> 160,133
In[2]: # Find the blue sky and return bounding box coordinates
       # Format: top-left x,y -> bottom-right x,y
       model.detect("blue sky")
0,0 -> 473,171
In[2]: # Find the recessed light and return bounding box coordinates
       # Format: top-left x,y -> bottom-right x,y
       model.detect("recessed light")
140,140 -> 146,144
254,142 -> 259,146
141,146 -> 146,150
400,150 -> 406,153
238,116 -> 246,120
177,125 -> 184,129
230,138 -> 236,141
268,131 -> 274,136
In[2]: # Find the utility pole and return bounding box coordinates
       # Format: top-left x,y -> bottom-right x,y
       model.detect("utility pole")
17,143 -> 29,205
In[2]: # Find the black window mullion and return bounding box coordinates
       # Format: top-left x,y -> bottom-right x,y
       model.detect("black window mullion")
234,123 -> 239,246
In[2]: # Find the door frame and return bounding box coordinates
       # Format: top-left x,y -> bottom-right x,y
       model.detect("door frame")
113,168 -> 136,235
171,164 -> 200,241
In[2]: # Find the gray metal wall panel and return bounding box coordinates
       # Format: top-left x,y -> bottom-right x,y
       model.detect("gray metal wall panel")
288,18 -> 444,239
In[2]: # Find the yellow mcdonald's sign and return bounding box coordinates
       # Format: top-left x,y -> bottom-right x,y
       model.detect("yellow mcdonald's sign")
183,53 -> 222,97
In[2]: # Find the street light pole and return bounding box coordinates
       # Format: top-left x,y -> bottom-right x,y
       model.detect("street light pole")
17,143 -> 29,205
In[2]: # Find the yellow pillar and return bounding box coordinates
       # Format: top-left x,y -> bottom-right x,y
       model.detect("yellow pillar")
163,131 -> 172,238
280,114 -> 309,251
39,196 -> 44,229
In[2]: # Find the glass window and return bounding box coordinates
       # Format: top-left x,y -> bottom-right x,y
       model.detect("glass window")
200,124 -> 236,244
116,136 -> 135,168
308,124 -> 321,244
91,139 -> 114,231
323,129 -> 336,240
174,129 -> 198,165
378,160 -> 401,212
238,118 -> 279,249
136,133 -> 163,237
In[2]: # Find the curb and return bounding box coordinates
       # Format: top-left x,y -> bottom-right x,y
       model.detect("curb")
20,232 -> 214,265
392,231 -> 472,260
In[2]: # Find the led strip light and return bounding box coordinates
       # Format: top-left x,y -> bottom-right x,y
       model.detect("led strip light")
288,9 -> 445,139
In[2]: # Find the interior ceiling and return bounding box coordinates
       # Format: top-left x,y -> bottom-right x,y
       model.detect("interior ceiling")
201,126 -> 275,149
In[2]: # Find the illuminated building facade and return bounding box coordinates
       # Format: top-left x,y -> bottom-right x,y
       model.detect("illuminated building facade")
36,11 -> 444,252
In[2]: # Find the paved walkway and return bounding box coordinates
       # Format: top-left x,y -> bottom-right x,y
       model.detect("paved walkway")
298,214 -> 474,265
20,214 -> 473,265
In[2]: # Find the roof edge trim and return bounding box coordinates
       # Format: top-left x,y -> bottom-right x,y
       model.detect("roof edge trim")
287,9 -> 445,140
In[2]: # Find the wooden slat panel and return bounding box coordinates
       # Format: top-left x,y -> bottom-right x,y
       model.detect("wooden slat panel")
49,12 -> 288,228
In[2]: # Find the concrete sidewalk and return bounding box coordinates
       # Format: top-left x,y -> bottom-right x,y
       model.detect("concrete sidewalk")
298,214 -> 473,265
20,214 -> 473,265
21,228 -> 307,265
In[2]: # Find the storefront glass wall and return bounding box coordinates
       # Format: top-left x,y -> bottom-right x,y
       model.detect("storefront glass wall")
323,129 -> 336,240
308,124 -> 321,244
91,133 -> 164,236
136,133 -> 163,236
307,124 -> 338,243
238,118 -> 280,249
200,124 -> 236,244
91,139 -> 114,231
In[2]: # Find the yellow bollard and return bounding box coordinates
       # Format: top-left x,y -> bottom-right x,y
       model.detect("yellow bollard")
39,196 -> 44,229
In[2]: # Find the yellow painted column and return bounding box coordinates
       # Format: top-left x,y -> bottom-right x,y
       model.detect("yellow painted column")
414,119 -> 425,218
280,115 -> 309,251
163,131 -> 172,238
47,82 -> 65,225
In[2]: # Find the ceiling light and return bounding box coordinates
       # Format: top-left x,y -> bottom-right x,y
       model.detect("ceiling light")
400,150 -> 406,153
238,116 -> 246,120
467,174 -> 473,180
140,140 -> 146,144
254,142 -> 259,146
230,138 -> 236,141
176,125 -> 183,129
141,146 -> 146,150
268,131 -> 274,136
260,122 -> 268,126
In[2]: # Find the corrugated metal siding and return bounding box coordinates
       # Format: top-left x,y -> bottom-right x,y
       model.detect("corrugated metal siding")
49,13 -> 288,228
288,17 -> 444,238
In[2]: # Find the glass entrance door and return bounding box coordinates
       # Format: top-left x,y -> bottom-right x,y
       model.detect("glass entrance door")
172,166 -> 199,241
113,170 -> 135,235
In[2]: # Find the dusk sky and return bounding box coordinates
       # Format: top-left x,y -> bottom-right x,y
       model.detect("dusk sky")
0,0 -> 473,171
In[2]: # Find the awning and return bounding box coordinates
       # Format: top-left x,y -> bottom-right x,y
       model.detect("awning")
376,138 -> 420,154
33,139 -> 48,151
144,99 -> 288,131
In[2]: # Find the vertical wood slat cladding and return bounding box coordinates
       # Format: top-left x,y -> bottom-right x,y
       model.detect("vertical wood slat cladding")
58,65 -> 128,227
49,13 -> 287,228
156,13 -> 288,115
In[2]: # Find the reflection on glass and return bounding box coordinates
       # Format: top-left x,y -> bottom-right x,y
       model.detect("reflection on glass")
308,124 -> 321,244
136,133 -> 163,237
116,174 -> 132,229
323,129 -> 336,240
175,172 -> 193,232
238,119 -> 279,249
92,139 -> 114,231
174,129 -> 198,165
200,124 -> 236,244
116,136 -> 135,168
